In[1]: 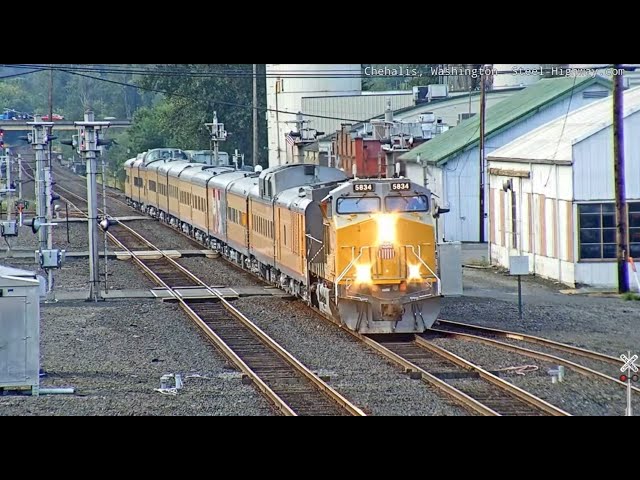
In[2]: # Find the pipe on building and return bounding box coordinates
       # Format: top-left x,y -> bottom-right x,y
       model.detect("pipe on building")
530,162 -> 536,275
518,177 -> 523,256
555,163 -> 562,284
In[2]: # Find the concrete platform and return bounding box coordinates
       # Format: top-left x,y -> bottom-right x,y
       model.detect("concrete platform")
50,286 -> 291,301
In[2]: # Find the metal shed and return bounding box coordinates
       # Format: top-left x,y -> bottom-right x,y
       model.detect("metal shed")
0,265 -> 42,395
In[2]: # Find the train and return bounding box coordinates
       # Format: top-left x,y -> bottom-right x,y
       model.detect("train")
124,148 -> 445,334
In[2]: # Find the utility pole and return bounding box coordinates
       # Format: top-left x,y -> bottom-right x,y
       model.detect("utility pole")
613,65 -> 629,293
275,78 -> 282,166
25,116 -> 64,295
17,154 -> 22,200
101,148 -> 109,292
29,116 -> 55,254
75,111 -> 111,302
48,64 -> 54,171
478,67 -> 487,243
44,150 -> 54,294
253,64 -> 258,168
232,149 -> 244,171
3,154 -> 11,221
205,112 -> 227,167
47,65 -> 55,295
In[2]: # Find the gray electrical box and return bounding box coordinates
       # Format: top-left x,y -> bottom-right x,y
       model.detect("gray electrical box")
438,242 -> 463,296
1,221 -> 18,237
38,249 -> 65,269
0,265 -> 41,395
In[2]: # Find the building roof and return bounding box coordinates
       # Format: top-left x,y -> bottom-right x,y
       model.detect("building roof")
488,85 -> 640,163
400,76 -> 613,164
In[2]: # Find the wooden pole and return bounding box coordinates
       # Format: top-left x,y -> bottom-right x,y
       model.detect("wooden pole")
613,64 -> 629,293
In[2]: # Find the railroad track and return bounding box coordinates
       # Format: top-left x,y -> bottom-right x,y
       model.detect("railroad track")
22,162 -> 135,220
45,175 -> 364,416
109,222 -> 365,416
362,333 -> 569,416
51,162 -> 131,213
431,319 -> 640,395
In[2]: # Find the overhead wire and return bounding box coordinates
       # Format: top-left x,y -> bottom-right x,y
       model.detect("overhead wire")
5,63 -> 638,80
54,67 -> 372,124
544,73 -> 579,187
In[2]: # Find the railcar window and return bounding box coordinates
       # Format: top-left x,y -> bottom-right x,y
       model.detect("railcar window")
385,195 -> 429,212
336,197 -> 381,214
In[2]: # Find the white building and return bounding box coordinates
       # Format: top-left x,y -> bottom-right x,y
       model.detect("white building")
400,76 -> 613,243
301,91 -> 414,139
266,64 -> 361,168
487,86 -> 640,290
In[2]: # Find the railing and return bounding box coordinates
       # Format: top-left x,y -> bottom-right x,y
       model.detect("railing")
336,244 -> 442,298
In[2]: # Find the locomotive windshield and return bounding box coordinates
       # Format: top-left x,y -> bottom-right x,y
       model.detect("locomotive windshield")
337,197 -> 381,214
385,195 -> 429,212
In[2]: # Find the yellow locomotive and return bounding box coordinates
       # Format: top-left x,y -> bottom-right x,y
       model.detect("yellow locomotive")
124,149 -> 443,334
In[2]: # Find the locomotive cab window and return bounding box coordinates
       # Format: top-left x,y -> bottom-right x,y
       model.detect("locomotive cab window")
336,197 -> 381,214
385,195 -> 429,213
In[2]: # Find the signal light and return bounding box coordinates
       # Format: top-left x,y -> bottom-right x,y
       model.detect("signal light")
97,138 -> 117,147
99,217 -> 117,231
24,218 -> 43,234
621,374 -> 628,382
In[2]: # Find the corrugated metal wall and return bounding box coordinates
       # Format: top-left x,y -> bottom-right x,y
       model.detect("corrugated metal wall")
442,85 -> 611,242
301,94 -> 414,137
573,110 -> 640,201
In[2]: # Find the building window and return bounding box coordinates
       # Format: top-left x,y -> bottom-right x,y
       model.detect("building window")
578,203 -> 616,260
630,202 -> 640,259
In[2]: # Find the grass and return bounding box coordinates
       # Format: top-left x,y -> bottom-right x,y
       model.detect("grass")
622,292 -> 640,301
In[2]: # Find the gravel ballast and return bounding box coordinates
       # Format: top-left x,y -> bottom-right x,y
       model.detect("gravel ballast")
1,256 -> 156,292
427,336 -> 639,416
441,267 -> 640,358
0,300 -> 274,416
232,296 -> 471,416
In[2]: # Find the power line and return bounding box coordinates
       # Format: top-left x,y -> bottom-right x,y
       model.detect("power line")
56,67 -> 372,124
7,63 -> 638,80
0,68 -> 46,80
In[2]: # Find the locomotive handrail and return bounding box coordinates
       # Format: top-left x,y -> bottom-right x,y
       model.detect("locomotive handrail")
334,246 -> 365,299
407,245 -> 441,296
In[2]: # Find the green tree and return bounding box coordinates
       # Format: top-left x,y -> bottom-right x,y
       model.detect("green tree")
127,106 -> 169,153
137,64 -> 268,167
